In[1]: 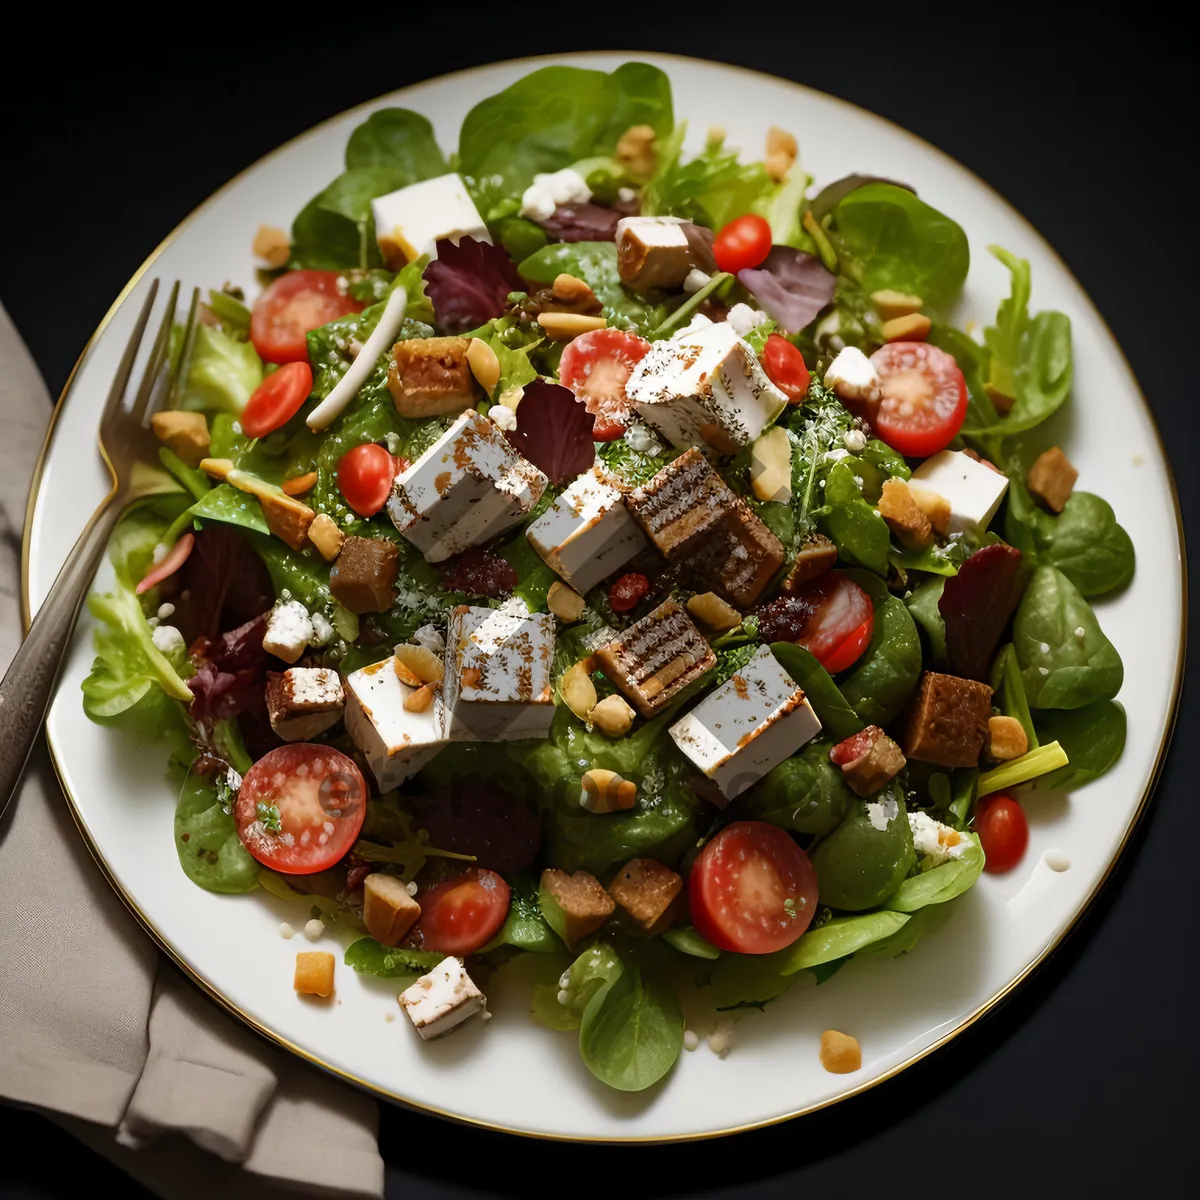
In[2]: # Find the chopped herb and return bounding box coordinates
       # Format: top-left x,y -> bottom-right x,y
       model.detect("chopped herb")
256,802 -> 282,833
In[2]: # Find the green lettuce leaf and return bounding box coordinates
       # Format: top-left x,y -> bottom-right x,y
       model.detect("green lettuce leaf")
885,833 -> 985,912
179,324 -> 263,414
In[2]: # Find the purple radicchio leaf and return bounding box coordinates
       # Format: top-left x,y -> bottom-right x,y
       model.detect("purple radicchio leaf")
424,236 -> 523,333
535,203 -> 625,243
505,379 -> 595,486
939,543 -> 1027,682
738,247 -> 836,334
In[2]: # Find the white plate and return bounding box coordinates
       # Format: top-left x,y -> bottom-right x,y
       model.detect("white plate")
24,53 -> 1185,1142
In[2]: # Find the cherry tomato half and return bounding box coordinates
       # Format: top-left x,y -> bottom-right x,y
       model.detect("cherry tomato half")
869,341 -> 967,457
410,869 -> 511,955
690,821 -> 818,954
608,573 -> 650,613
712,214 -> 773,275
235,744 -> 367,875
976,792 -> 1029,874
761,333 -> 811,403
250,270 -> 364,365
241,361 -> 313,438
758,571 -> 875,674
558,328 -> 652,440
338,443 -> 398,517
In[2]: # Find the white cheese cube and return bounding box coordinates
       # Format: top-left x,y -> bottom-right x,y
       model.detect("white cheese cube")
399,956 -> 487,1040
386,411 -> 548,563
263,600 -> 313,664
910,449 -> 1009,536
371,174 -> 490,268
525,468 -> 647,594
627,321 -> 788,454
823,346 -> 880,402
343,659 -> 446,792
444,605 -> 555,742
669,645 -> 822,800
266,667 -> 344,742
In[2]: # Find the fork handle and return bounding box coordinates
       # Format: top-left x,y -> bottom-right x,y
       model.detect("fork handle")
0,497 -> 122,820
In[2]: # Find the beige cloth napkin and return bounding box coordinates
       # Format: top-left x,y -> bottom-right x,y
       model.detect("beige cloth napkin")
0,302 -> 386,1199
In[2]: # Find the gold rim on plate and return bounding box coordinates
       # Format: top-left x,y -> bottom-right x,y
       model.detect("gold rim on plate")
19,51 -> 1188,1143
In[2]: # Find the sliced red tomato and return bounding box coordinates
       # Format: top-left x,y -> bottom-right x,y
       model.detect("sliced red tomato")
608,572 -> 650,613
241,362 -> 313,438
761,333 -> 811,403
870,341 -> 967,457
235,745 -> 367,875
338,443 -> 398,517
712,214 -> 772,274
758,570 -> 875,674
250,270 -> 364,365
410,869 -> 511,955
689,821 -> 818,954
976,792 -> 1029,874
558,328 -> 651,440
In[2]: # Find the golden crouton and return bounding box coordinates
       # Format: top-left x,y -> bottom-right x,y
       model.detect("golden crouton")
1027,446 -> 1078,514
540,868 -> 615,947
388,337 -> 480,418
294,951 -> 335,998
151,410 -> 210,468
878,478 -> 933,549
820,1029 -> 861,1074
363,875 -> 421,947
608,859 -> 683,936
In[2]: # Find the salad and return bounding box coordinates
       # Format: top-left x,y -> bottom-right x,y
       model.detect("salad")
83,62 -> 1133,1092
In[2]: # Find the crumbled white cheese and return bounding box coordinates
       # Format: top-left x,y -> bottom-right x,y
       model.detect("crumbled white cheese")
304,918 -> 325,941
725,303 -> 770,337
866,796 -> 899,831
617,186 -> 636,203
309,612 -> 334,646
488,404 -> 517,431
520,168 -> 591,220
824,346 -> 880,401
151,624 -> 185,656
677,312 -> 714,337
683,268 -> 712,294
709,1019 -> 736,1058
279,923 -> 295,939
909,811 -> 968,865
156,602 -> 175,620
623,423 -> 662,456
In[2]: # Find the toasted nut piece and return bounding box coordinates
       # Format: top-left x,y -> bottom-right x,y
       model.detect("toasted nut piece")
282,471 -> 318,496
151,410 -> 210,467
362,874 -> 420,947
907,485 -> 952,536
551,273 -> 600,310
819,1030 -> 861,1074
1027,446 -> 1078,514
580,768 -> 635,813
616,124 -> 657,176
403,684 -> 436,713
537,312 -> 607,341
882,313 -> 932,342
547,581 -> 586,624
687,592 -> 742,633
763,152 -> 793,182
870,289 -> 924,321
589,694 -> 636,739
294,951 -> 334,997
252,224 -> 291,268
466,338 -> 501,396
750,426 -> 793,503
766,126 -> 798,159
393,658 -> 423,687
878,478 -> 933,549
199,457 -> 234,480
988,715 -> 1029,761
308,513 -> 345,562
560,661 -> 598,722
394,643 -> 444,685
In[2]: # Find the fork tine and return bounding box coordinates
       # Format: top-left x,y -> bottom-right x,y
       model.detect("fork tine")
130,279 -> 180,425
98,279 -> 160,430
165,287 -> 202,410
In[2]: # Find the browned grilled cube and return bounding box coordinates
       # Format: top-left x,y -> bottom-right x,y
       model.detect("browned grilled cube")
1027,446 -> 1078,514
784,533 -> 838,592
329,536 -> 399,614
904,671 -> 993,768
833,725 -> 907,797
540,868 -> 615,947
627,449 -> 784,606
387,337 -> 481,419
608,859 -> 684,935
362,874 -> 421,947
593,598 -> 715,717
265,668 -> 345,742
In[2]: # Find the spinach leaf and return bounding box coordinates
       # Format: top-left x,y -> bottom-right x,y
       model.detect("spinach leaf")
817,461 -> 890,576
459,64 -> 673,221
1014,566 -> 1124,709
808,174 -> 912,222
344,108 -> 447,176
174,771 -> 260,895
188,483 -> 270,535
767,912 -> 910,975
833,184 -> 969,313
768,643 -> 864,740
517,241 -> 661,331
481,876 -> 560,954
990,643 -> 1038,751
885,833 -> 985,911
905,576 -> 949,667
1030,702 -> 1126,791
292,165 -> 409,271
856,901 -> 953,960
710,952 -> 796,1010
889,541 -> 962,577
749,739 -> 855,836
663,927 -> 721,960
343,938 -> 444,979
838,570 -> 924,727
811,790 -> 916,911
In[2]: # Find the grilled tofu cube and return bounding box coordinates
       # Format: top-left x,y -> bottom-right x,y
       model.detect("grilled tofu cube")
608,859 -> 683,935
262,599 -> 314,664
266,668 -> 345,742
371,174 -> 490,268
669,645 -> 822,800
362,874 -> 421,947
910,450 -> 1009,536
444,605 -> 556,741
593,597 -> 715,718
1027,446 -> 1078,514
615,216 -> 714,292
387,411 -> 547,563
329,536 -> 400,614
525,468 -> 647,594
831,725 -> 907,797
387,336 -> 480,419
626,321 -> 788,454
627,449 -> 784,606
150,410 -> 210,467
904,670 -> 993,768
539,868 -> 615,947
878,478 -> 933,549
398,956 -> 487,1039
783,533 -> 838,591
343,657 -> 447,791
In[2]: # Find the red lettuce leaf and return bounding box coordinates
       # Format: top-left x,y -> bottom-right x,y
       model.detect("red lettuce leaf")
939,543 -> 1026,681
737,247 -> 836,334
439,545 -> 517,598
188,613 -> 272,721
535,203 -> 625,243
424,236 -> 523,332
171,526 -> 274,645
505,379 -> 595,485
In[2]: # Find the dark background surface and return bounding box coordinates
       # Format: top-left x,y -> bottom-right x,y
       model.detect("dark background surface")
1,7 -> 1195,1197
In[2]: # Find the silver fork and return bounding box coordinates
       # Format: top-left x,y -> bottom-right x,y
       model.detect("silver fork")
0,280 -> 199,817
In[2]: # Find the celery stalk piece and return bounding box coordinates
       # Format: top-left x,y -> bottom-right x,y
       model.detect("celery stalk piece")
978,741 -> 1069,795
